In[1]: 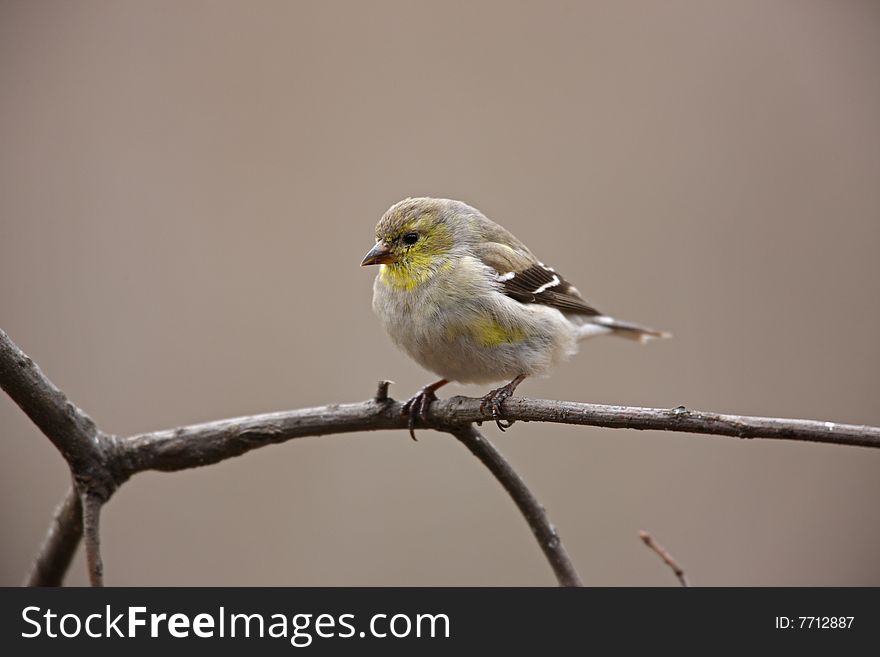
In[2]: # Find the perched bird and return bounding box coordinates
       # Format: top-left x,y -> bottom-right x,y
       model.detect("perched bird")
361,197 -> 669,438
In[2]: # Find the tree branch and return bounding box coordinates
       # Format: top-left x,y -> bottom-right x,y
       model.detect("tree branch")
3,329 -> 879,586
0,332 -> 101,472
0,329 -> 123,499
24,485 -> 82,586
117,396 -> 880,477
450,424 -> 582,586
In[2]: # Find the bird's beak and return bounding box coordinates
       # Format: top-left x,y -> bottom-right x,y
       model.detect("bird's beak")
360,241 -> 396,266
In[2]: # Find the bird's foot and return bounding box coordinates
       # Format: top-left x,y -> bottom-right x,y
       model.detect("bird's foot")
479,374 -> 526,431
479,383 -> 519,432
401,386 -> 440,441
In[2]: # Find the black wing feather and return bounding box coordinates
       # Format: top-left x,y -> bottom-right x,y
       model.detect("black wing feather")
500,264 -> 601,316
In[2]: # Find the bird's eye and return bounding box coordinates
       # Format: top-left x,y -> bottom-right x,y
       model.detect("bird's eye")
402,232 -> 419,245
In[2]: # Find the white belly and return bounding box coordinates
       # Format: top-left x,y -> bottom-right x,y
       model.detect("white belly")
372,274 -> 577,384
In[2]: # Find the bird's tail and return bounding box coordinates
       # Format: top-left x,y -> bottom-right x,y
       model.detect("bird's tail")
576,315 -> 671,343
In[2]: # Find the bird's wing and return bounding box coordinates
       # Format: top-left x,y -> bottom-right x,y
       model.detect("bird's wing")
472,240 -> 602,316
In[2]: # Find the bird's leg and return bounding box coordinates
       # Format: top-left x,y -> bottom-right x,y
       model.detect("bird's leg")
479,374 -> 527,431
401,379 -> 449,441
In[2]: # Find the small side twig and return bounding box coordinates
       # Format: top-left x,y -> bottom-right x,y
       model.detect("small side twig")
639,530 -> 689,587
374,379 -> 392,403
81,492 -> 104,587
450,424 -> 583,587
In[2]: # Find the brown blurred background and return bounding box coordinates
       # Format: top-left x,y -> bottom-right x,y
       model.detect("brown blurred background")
2,0 -> 879,586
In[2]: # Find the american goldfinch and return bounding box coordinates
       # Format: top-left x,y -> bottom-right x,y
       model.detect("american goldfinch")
361,197 -> 669,438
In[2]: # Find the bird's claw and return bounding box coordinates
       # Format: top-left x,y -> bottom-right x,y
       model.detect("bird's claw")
479,386 -> 517,431
401,387 -> 439,441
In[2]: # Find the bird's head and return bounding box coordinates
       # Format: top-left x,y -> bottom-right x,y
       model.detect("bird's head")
361,197 -> 473,288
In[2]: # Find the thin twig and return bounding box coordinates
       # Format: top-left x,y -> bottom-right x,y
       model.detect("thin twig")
451,424 -> 583,586
24,486 -> 82,586
640,530 -> 689,587
81,492 -> 104,587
